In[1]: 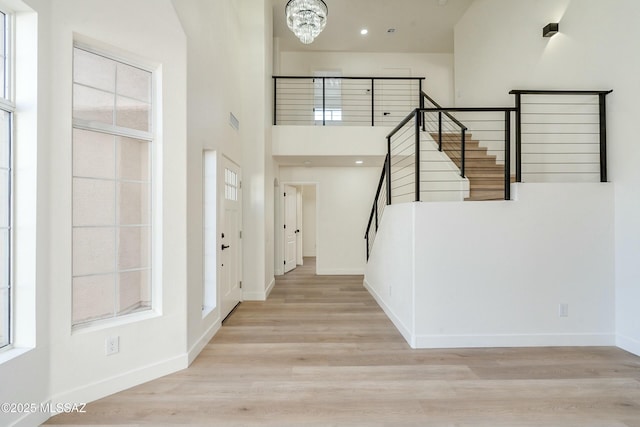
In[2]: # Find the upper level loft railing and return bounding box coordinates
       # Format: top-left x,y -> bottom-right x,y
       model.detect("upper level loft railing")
272,76 -> 425,126
364,89 -> 613,260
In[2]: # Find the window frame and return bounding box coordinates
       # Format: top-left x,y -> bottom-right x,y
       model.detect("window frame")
71,42 -> 155,329
0,7 -> 14,351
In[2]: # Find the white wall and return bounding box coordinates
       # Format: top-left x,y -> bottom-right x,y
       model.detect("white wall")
239,0 -> 276,301
280,51 -> 455,106
363,204 -> 415,344
273,125 -> 388,158
172,0 -> 243,365
454,0 -> 640,355
45,0 -> 188,407
302,185 -> 316,257
279,167 -> 379,275
2,2 -> 279,424
365,183 -> 615,349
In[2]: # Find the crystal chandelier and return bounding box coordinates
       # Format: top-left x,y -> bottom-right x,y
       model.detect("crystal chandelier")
285,0 -> 328,44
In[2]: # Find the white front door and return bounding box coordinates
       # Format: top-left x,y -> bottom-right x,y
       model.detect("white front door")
221,157 -> 242,320
284,185 -> 297,273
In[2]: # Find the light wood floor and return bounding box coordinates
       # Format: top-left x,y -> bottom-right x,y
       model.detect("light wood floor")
47,257 -> 640,426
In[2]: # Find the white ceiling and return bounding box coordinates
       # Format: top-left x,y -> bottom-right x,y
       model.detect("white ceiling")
273,0 -> 474,53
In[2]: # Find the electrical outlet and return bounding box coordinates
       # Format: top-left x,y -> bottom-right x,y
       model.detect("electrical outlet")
106,336 -> 119,355
559,303 -> 569,318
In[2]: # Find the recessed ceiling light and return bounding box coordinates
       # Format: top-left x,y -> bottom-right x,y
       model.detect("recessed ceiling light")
438,0 -> 449,6
355,160 -> 364,165
360,29 -> 368,35
303,161 -> 312,166
387,28 -> 396,33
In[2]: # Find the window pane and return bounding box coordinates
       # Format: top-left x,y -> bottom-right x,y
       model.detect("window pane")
73,129 -> 115,179
117,269 -> 150,314
73,178 -> 115,227
0,12 -> 6,99
0,229 -> 7,288
72,274 -> 115,324
0,110 -> 9,167
73,48 -> 116,93
0,287 -> 8,348
116,95 -> 150,131
117,62 -> 151,103
73,227 -> 115,276
0,227 -> 9,347
73,84 -> 115,125
117,182 -> 149,225
0,169 -> 8,228
117,226 -> 149,270
117,136 -> 149,181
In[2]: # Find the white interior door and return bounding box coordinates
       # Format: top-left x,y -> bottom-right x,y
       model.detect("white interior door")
221,157 -> 242,320
284,185 -> 297,273
377,68 -> 412,125
296,190 -> 303,265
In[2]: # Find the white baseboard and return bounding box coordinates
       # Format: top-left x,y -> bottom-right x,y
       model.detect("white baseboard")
617,333 -> 640,357
265,277 -> 275,298
363,279 -> 414,347
317,268 -> 364,275
243,277 -> 276,301
415,333 -> 616,349
187,319 -> 221,366
10,409 -> 49,427
49,353 -> 187,409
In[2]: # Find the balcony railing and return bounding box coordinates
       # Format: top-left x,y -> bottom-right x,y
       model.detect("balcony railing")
273,76 -> 425,126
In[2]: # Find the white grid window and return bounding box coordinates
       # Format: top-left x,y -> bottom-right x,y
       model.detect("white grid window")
314,71 -> 342,123
224,168 -> 238,201
72,46 -> 153,326
0,10 -> 13,349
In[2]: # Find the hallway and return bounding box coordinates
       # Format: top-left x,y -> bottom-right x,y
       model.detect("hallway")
48,258 -> 640,426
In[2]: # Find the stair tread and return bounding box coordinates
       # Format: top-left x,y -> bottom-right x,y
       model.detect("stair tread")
425,130 -> 509,201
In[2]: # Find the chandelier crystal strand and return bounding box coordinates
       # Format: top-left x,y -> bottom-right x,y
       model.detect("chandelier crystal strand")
285,0 -> 328,44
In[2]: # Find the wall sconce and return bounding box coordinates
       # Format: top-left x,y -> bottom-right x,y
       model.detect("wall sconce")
543,23 -> 559,37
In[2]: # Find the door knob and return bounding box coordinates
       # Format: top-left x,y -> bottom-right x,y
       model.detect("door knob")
221,244 -> 230,250
295,229 -> 300,233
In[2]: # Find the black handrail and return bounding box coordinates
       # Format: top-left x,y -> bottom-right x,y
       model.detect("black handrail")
275,75 -> 426,80
421,91 -> 467,131
509,89 -> 613,95
387,108 -> 419,139
364,154 -> 390,260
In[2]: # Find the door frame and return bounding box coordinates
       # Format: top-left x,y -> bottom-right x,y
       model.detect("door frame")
276,181 -> 318,275
220,155 -> 243,321
283,184 -> 298,274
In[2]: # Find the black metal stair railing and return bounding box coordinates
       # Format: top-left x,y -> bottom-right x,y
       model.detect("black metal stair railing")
365,105 -> 515,259
359,90 -> 613,261
387,106 -> 516,204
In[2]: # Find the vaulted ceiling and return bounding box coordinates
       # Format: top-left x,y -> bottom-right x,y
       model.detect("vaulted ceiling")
272,0 -> 474,53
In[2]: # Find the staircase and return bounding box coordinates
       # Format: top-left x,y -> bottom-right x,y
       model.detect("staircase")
431,132 -> 512,201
